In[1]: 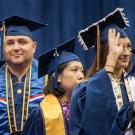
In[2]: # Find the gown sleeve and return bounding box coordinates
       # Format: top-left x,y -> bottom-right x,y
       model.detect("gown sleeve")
69,81 -> 88,135
22,106 -> 45,135
70,69 -> 118,135
110,102 -> 134,135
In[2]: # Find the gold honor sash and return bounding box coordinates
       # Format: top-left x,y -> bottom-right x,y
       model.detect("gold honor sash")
108,72 -> 133,110
40,94 -> 66,135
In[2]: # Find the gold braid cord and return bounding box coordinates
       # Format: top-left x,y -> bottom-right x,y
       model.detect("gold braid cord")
6,65 -> 32,133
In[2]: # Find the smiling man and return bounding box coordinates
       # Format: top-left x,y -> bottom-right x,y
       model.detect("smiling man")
0,16 -> 47,134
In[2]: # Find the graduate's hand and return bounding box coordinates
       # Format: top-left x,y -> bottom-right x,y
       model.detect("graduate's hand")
108,28 -> 123,59
105,28 -> 123,73
107,28 -> 123,65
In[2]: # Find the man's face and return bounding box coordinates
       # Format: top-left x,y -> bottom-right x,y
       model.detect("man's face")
4,35 -> 36,65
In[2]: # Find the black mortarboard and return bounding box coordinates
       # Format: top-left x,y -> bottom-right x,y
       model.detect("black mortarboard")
78,8 -> 129,70
38,38 -> 81,90
78,8 -> 129,50
38,38 -> 80,78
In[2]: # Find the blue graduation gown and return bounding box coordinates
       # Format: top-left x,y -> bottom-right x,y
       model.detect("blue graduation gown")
70,69 -> 130,135
22,95 -> 69,135
69,81 -> 88,135
110,102 -> 134,135
22,106 -> 69,135
0,59 -> 45,134
21,106 -> 45,135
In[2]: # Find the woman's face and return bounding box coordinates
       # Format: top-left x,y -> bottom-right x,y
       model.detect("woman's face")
58,61 -> 84,93
115,37 -> 131,69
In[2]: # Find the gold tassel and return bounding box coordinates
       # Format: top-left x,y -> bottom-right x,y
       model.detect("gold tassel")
2,22 -> 6,49
96,25 -> 100,70
1,21 -> 6,60
45,74 -> 48,86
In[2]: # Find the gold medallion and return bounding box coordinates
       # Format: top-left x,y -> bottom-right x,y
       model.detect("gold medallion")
17,89 -> 22,94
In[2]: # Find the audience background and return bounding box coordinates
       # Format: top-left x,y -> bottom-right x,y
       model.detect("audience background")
0,0 -> 134,69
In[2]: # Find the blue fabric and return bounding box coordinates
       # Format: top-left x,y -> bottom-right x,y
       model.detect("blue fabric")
69,81 -> 88,135
70,69 -> 134,135
120,76 -> 129,104
22,106 -> 45,135
110,102 -> 134,135
22,105 -> 69,135
70,69 -> 118,135
6,26 -> 34,41
2,15 -> 47,42
48,51 -> 80,77
57,51 -> 80,65
0,59 -> 45,134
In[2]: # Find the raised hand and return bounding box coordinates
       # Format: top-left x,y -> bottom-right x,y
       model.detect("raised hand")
105,28 -> 123,72
108,28 -> 123,61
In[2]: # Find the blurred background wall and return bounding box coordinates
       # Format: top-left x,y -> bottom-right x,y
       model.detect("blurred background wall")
0,0 -> 134,69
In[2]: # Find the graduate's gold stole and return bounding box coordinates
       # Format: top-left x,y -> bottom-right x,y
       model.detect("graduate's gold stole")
108,73 -> 133,110
6,65 -> 32,133
40,94 -> 66,135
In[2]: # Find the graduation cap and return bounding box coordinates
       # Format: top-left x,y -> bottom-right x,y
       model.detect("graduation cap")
1,15 -> 47,40
38,38 -> 81,90
0,15 -> 47,66
78,8 -> 129,50
78,8 -> 129,70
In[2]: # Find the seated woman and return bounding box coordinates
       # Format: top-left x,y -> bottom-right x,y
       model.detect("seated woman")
22,39 -> 85,135
69,8 -> 135,135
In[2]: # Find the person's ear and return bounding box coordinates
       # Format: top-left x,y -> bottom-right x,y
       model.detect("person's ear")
33,41 -> 37,53
58,75 -> 62,83
58,78 -> 61,83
